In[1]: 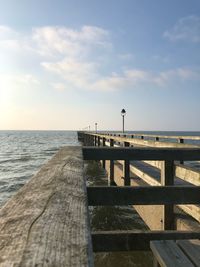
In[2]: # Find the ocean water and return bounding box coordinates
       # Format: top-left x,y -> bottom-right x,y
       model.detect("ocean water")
0,130 -> 78,206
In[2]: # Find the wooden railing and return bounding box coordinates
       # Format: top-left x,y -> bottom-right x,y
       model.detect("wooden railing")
97,132 -> 200,142
78,131 -> 200,229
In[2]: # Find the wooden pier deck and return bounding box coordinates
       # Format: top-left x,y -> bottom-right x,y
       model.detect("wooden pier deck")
0,146 -> 93,267
0,131 -> 200,266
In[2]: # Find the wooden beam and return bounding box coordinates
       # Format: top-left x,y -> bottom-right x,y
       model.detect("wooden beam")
82,133 -> 198,148
0,147 -> 93,267
83,147 -> 200,161
150,240 -> 194,267
87,186 -> 200,206
102,137 -> 106,168
109,139 -> 114,184
82,132 -> 200,141
92,230 -> 200,252
124,141 -> 130,186
161,160 -> 175,230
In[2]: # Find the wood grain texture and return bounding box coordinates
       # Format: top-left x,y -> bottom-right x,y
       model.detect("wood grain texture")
177,239 -> 200,266
92,231 -> 200,252
150,240 -> 194,267
0,146 -> 93,267
80,132 -> 199,148
80,132 -> 200,141
87,186 -> 200,206
83,147 -> 200,161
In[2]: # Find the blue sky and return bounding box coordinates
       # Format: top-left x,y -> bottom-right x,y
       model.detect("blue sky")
0,0 -> 200,130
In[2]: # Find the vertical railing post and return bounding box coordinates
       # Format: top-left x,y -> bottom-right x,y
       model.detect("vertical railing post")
124,141 -> 130,186
178,138 -> 184,164
109,138 -> 114,185
89,134 -> 92,146
94,136 -> 97,146
161,160 -> 175,230
87,134 -> 89,146
88,134 -> 92,146
97,136 -> 101,147
92,135 -> 95,146
84,134 -> 87,146
102,137 -> 106,168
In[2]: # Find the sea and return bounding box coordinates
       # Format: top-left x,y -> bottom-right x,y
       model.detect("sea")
0,130 -> 200,267
0,130 -> 77,206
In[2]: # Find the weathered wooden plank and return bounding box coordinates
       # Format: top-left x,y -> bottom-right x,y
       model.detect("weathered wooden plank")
87,186 -> 200,206
161,160 -> 175,230
0,146 -> 93,267
83,133 -> 199,148
178,204 -> 200,222
109,139 -> 114,184
123,141 -> 130,186
84,132 -> 200,141
150,240 -> 194,267
102,137 -> 106,168
177,239 -> 200,266
130,162 -> 161,185
92,230 -> 200,252
130,161 -> 200,223
143,161 -> 200,186
83,147 -> 200,161
175,164 -> 200,186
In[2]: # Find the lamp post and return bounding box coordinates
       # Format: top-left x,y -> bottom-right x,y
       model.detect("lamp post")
121,109 -> 126,133
95,123 -> 97,133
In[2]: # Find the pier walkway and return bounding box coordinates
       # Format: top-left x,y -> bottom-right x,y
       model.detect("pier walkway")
0,131 -> 200,266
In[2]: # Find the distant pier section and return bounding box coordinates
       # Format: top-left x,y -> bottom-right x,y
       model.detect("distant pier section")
0,131 -> 200,266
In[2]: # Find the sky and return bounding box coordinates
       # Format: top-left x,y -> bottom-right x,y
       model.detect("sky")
0,0 -> 200,131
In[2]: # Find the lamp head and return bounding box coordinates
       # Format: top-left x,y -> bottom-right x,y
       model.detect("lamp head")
121,109 -> 126,116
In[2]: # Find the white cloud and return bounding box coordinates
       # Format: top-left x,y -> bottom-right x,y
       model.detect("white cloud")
42,56 -> 200,91
0,24 -> 111,60
0,24 -> 199,94
31,25 -> 111,58
164,15 -> 200,42
42,58 -> 99,89
154,68 -> 200,86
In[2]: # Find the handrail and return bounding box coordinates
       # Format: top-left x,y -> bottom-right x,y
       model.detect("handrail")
81,131 -> 200,141
78,131 -> 200,228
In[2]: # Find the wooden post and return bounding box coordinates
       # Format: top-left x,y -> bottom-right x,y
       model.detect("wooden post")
124,142 -> 130,186
161,160 -> 175,230
89,134 -> 92,146
97,136 -> 101,147
109,139 -> 114,185
178,138 -> 184,164
94,136 -> 97,146
102,137 -> 106,168
84,134 -> 87,146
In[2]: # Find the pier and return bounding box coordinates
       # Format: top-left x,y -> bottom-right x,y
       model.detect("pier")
0,131 -> 200,266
